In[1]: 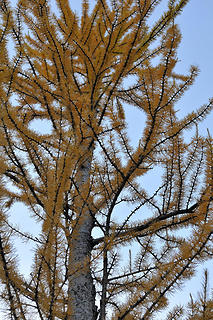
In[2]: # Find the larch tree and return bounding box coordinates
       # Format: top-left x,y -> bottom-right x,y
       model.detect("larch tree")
0,0 -> 212,319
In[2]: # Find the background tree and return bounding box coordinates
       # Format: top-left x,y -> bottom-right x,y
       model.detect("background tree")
0,0 -> 212,319
166,269 -> 213,320
186,269 -> 213,320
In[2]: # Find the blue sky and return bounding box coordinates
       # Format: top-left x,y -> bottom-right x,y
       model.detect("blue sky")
2,0 -> 213,318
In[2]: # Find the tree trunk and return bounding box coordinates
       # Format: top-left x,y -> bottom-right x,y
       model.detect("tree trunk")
67,212 -> 96,319
67,146 -> 97,319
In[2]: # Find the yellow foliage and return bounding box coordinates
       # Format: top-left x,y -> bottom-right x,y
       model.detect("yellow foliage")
0,0 -> 212,319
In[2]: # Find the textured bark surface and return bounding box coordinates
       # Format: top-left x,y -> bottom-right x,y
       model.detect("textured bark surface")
67,213 -> 96,320
67,148 -> 97,319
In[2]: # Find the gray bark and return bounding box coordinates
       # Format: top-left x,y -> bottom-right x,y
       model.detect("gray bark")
67,149 -> 97,319
67,213 -> 96,319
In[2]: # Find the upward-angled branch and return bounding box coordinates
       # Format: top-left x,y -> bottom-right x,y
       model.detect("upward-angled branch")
0,1 -> 212,319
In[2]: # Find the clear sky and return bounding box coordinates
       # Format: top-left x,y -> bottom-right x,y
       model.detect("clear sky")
2,0 -> 213,318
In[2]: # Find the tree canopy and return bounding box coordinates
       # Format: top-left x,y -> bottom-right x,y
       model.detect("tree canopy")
0,0 -> 212,319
